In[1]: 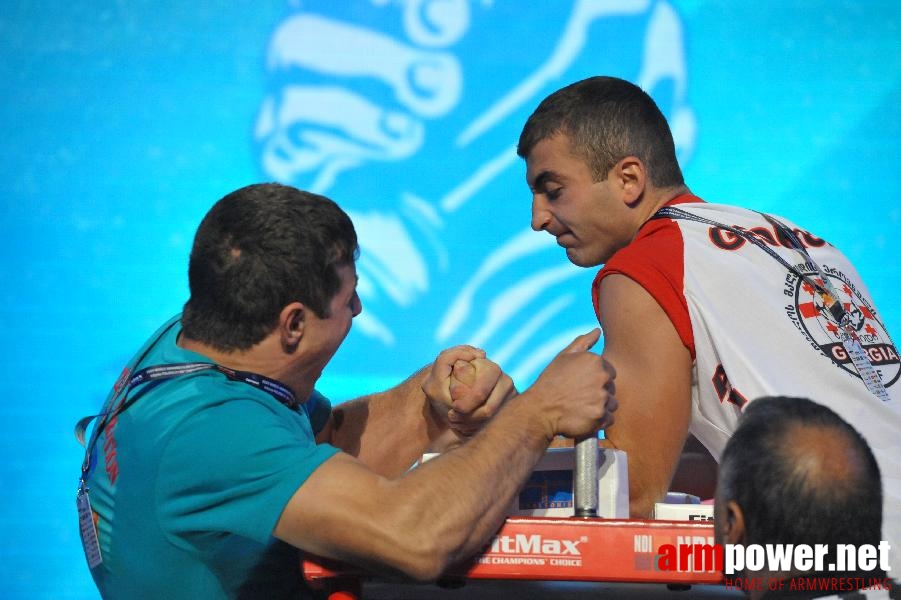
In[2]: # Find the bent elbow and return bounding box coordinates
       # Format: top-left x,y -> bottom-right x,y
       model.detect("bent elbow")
629,495 -> 657,519
374,486 -> 476,581
393,539 -> 453,582
403,558 -> 447,583
626,476 -> 668,519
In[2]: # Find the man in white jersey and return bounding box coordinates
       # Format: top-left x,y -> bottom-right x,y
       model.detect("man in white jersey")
516,76 -> 900,570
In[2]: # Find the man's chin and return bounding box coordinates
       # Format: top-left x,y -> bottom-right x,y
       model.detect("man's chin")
566,247 -> 602,268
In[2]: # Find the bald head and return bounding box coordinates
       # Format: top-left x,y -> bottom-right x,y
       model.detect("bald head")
716,396 -> 882,550
780,421 -> 871,492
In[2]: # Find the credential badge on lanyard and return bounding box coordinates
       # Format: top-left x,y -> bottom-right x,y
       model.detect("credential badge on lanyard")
74,362 -> 220,569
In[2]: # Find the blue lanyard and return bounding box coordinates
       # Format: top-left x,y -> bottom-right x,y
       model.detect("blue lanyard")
654,206 -> 831,299
74,322 -> 307,571
76,328 -> 299,487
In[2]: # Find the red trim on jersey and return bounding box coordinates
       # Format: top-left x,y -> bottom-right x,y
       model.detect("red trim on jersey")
591,194 -> 703,359
667,193 -> 703,206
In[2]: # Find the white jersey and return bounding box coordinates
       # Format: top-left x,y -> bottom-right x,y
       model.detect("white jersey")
594,196 -> 901,570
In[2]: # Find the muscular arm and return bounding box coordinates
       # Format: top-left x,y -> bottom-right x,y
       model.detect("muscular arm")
277,331 -> 616,581
596,274 -> 693,518
317,348 -> 514,479
316,367 -> 436,478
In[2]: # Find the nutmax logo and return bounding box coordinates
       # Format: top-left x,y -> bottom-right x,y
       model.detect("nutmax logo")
490,534 -> 584,556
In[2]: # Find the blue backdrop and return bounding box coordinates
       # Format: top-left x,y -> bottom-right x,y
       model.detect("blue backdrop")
2,2 -> 899,598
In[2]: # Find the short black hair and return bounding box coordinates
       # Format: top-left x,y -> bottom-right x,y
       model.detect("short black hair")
181,183 -> 358,351
517,76 -> 684,188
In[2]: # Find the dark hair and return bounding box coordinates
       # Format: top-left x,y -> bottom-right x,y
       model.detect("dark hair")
517,76 -> 684,188
181,183 -> 358,351
718,396 -> 883,552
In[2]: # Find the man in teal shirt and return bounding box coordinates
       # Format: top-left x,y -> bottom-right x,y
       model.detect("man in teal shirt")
78,183 -> 618,598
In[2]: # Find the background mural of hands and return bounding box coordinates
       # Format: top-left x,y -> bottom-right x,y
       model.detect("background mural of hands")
254,0 -> 697,384
2,1 -> 899,597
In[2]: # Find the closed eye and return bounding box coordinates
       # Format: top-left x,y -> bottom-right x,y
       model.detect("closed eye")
531,171 -> 563,202
545,186 -> 562,201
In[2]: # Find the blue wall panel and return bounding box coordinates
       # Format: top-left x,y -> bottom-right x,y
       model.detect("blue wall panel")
1,2 -> 898,597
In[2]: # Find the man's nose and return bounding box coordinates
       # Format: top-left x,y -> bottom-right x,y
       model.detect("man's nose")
531,195 -> 551,232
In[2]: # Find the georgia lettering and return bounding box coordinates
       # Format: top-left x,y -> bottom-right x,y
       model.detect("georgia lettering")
708,222 -> 827,252
782,262 -> 900,387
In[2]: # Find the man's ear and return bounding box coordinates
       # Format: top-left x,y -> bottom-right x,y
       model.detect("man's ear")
279,302 -> 306,351
720,500 -> 747,545
613,156 -> 646,206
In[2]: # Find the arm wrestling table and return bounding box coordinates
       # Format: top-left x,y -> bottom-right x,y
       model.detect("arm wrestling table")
301,438 -> 723,599
303,516 -> 722,599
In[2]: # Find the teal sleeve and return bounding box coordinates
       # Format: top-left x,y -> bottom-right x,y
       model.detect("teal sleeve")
156,392 -> 340,550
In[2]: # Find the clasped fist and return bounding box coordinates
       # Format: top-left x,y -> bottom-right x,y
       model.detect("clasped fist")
422,345 -> 517,439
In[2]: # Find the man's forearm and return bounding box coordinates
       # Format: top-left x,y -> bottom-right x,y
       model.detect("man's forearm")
343,392 -> 553,579
277,394 -> 553,582
328,366 -> 442,478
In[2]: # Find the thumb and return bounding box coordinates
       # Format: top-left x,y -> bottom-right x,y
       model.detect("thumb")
559,328 -> 601,355
452,359 -> 476,385
449,359 -> 477,405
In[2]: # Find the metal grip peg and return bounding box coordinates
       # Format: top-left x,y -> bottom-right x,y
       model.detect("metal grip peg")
573,434 -> 599,517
